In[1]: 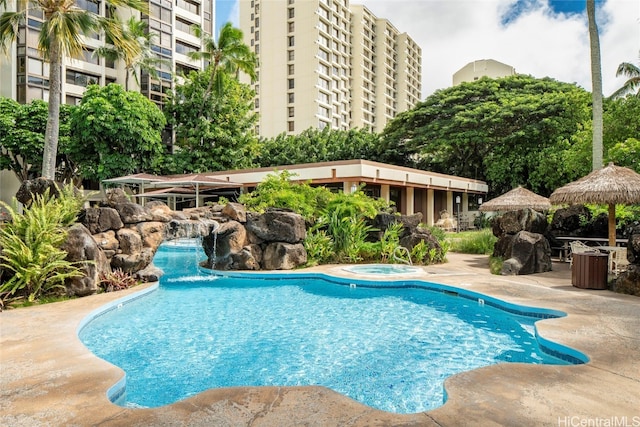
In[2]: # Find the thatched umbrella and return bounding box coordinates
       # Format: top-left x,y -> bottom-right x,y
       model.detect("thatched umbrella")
549,163 -> 640,246
479,186 -> 551,212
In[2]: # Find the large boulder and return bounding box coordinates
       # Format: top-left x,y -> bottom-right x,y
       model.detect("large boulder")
549,205 -> 591,237
136,221 -> 166,250
80,207 -> 124,234
612,265 -> 640,296
246,210 -> 306,243
202,220 -> 247,269
501,231 -> 552,275
145,201 -> 173,223
15,178 -> 61,206
369,213 -> 422,239
91,230 -> 119,253
262,242 -> 307,270
111,248 -> 154,273
628,225 -> 640,265
222,202 -> 247,223
230,248 -> 260,270
117,228 -> 143,254
62,224 -> 110,297
112,202 -> 153,224
492,209 -> 547,238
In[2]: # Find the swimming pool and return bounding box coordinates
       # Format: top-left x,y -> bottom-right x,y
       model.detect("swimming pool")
79,240 -> 587,414
342,264 -> 423,275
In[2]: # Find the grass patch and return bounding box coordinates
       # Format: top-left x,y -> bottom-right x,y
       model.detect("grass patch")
489,256 -> 503,275
446,228 -> 496,255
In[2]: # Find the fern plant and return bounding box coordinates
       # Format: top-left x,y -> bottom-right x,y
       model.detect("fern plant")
0,185 -> 84,303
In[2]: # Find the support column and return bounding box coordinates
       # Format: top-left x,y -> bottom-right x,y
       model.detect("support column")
462,193 -> 469,215
405,187 -> 414,215
343,181 -> 359,194
426,189 -> 435,226
380,184 -> 390,203
446,191 -> 454,215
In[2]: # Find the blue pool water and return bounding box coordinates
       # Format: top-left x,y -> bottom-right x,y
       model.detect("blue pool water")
342,264 -> 422,275
79,239 -> 586,414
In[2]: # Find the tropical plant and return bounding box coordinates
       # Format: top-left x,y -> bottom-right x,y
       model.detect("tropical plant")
378,222 -> 403,263
238,171 -> 333,221
98,268 -> 138,292
188,22 -> 256,113
93,16 -> 166,90
303,225 -> 334,266
610,53 -> 640,99
0,185 -> 85,303
0,0 -> 147,180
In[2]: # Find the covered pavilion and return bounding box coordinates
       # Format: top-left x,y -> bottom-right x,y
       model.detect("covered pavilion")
105,160 -> 488,226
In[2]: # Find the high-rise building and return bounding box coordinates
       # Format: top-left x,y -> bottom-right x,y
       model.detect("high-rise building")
0,0 -> 215,107
452,59 -> 516,86
239,0 -> 421,137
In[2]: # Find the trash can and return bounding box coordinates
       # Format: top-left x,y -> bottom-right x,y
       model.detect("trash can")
571,252 -> 608,289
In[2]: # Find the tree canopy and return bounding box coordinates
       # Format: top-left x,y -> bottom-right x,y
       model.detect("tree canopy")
254,127 -> 381,167
378,75 -> 592,197
68,84 -> 166,181
162,69 -> 258,173
0,0 -> 148,180
0,97 -> 73,182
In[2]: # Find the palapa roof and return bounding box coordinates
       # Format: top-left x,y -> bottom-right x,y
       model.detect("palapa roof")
479,186 -> 551,212
549,163 -> 640,205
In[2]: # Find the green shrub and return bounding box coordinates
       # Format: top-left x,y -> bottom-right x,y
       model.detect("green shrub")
238,171 -> 331,221
448,229 -> 497,254
0,185 -> 85,304
303,226 -> 334,266
378,221 -> 403,263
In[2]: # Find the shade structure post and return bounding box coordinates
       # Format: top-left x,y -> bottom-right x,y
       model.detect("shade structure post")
608,204 -> 616,247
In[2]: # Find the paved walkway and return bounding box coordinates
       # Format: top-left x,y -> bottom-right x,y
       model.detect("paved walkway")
1,253 -> 639,426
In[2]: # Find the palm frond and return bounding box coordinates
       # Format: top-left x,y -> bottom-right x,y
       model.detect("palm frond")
0,11 -> 25,52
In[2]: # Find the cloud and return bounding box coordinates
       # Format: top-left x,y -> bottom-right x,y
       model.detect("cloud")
351,0 -> 639,98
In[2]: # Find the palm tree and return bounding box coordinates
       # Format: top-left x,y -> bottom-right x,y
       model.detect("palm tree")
187,22 -> 256,113
610,54 -> 640,99
587,0 -> 603,171
94,16 -> 167,91
0,0 -> 146,180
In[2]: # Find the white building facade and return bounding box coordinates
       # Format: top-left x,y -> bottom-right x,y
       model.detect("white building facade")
239,0 -> 421,137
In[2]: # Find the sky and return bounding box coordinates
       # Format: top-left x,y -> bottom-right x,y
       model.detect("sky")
216,0 -> 639,98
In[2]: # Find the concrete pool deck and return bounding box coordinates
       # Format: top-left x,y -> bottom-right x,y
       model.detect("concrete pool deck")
1,253 -> 639,426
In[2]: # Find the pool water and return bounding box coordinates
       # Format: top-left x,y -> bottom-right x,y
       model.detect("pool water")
79,240 -> 584,414
343,264 -> 422,275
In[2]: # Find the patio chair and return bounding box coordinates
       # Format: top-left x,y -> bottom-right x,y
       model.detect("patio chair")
569,241 -> 598,267
609,247 -> 629,275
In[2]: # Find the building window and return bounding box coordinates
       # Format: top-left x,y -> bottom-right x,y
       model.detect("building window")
65,69 -> 99,87
288,64 -> 294,75
288,121 -> 294,132
288,78 -> 294,89
288,7 -> 294,18
76,0 -> 99,14
288,36 -> 294,46
288,106 -> 294,117
255,30 -> 259,41
288,92 -> 294,103
175,40 -> 199,55
288,21 -> 294,32
288,50 -> 294,61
